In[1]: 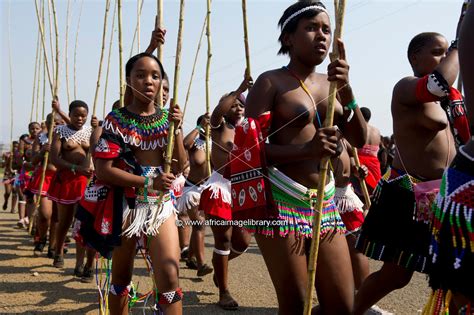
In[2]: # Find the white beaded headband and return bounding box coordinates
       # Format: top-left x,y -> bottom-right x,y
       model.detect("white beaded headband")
281,4 -> 329,32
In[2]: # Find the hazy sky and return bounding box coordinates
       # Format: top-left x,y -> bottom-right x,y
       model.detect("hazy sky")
0,0 -> 462,143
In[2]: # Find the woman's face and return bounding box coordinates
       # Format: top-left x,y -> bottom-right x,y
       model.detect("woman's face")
29,123 -> 41,137
69,107 -> 88,129
226,101 -> 245,125
127,56 -> 162,105
410,36 -> 449,77
286,12 -> 332,66
162,79 -> 170,105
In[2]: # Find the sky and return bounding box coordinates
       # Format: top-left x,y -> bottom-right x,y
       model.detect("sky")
0,0 -> 462,144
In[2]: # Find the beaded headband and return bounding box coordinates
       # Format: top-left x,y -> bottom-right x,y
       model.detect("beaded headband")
281,4 -> 329,32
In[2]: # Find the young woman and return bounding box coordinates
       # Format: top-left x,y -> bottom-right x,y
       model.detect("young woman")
47,99 -> 94,273
199,79 -> 252,310
178,114 -> 213,277
17,123 -> 42,228
29,113 -> 65,256
425,2 -> 474,312
92,53 -> 186,314
2,141 -> 19,213
245,1 -> 367,314
354,6 -> 466,314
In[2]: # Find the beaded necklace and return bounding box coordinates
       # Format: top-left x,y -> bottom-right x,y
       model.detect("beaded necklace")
56,124 -> 93,144
103,107 -> 169,151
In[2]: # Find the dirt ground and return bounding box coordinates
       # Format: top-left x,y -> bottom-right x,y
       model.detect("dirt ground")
0,187 -> 430,314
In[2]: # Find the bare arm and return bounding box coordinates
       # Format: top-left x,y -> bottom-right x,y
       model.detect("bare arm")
49,132 -> 70,171
459,1 -> 474,126
329,40 -> 367,148
183,128 -> 200,150
89,126 -> 103,155
171,130 -> 187,174
95,159 -> 145,188
211,75 -> 252,127
52,98 -> 71,125
96,158 -> 175,192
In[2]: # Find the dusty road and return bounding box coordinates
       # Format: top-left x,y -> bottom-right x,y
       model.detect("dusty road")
0,198 -> 430,314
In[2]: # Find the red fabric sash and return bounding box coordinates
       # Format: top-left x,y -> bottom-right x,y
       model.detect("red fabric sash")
444,87 -> 471,146
230,113 -> 276,220
357,153 -> 381,190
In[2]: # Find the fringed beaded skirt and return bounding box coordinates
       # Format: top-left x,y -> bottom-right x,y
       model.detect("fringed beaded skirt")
355,168 -> 432,273
428,150 -> 474,300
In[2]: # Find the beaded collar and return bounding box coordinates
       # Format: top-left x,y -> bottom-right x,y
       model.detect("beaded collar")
55,124 -> 92,144
103,107 -> 169,151
39,132 -> 49,146
194,136 -> 208,151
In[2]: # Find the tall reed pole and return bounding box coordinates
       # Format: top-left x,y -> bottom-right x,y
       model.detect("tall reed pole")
65,0 -> 72,105
8,1 -> 14,154
156,0 -> 164,109
303,1 -> 346,314
129,0 -> 145,58
117,0 -> 124,107
103,0 -> 117,118
36,46 -> 43,122
205,0 -> 212,176
182,15 -> 207,118
30,0 -> 60,233
241,0 -> 251,77
74,0 -> 84,99
92,0 -> 112,117
164,0 -> 186,174
31,30 -> 41,123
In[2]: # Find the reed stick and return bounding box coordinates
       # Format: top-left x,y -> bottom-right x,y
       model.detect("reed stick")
303,1 -> 346,314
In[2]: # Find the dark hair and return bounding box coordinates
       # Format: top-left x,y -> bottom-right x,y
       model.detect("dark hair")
407,32 -> 443,62
46,113 -> 53,126
19,134 -> 29,141
12,141 -> 19,145
278,1 -> 327,55
196,114 -> 206,126
112,100 -> 121,110
69,100 -> 89,113
360,107 -> 371,122
163,71 -> 169,82
28,122 -> 40,129
125,52 -> 165,78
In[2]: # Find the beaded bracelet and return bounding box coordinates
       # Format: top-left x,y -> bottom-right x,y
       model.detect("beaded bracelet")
143,177 -> 149,202
344,99 -> 358,111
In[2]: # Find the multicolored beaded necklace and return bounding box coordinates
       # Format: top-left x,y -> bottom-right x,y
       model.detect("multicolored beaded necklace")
103,107 -> 169,151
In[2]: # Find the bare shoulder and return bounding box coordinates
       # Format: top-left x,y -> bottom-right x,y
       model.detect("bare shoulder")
393,76 -> 418,104
254,69 -> 284,86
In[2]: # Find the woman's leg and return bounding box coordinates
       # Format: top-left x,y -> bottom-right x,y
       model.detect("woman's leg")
10,189 -> 17,214
3,183 -> 11,210
48,202 -> 58,256
207,215 -> 239,309
313,232 -> 354,315
187,207 -> 206,266
255,233 -> 308,315
34,196 -> 52,256
229,225 -> 251,260
53,203 -> 75,267
17,187 -> 26,224
109,235 -> 137,315
353,262 -> 413,315
148,215 -> 182,315
346,233 -> 369,290
177,212 -> 191,259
